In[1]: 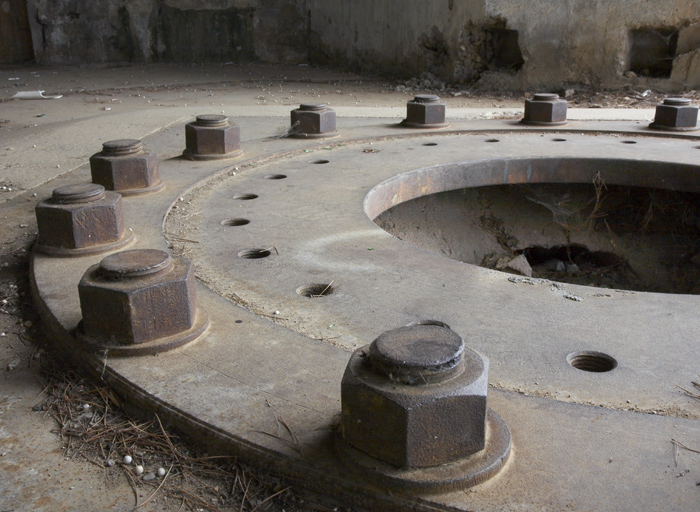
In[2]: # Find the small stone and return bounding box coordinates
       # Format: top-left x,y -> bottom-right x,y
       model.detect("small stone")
142,472 -> 155,481
23,321 -> 32,328
506,254 -> 532,277
566,263 -> 579,274
6,358 -> 20,371
106,459 -> 115,467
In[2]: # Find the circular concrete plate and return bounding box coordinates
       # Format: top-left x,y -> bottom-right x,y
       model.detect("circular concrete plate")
31,121 -> 700,512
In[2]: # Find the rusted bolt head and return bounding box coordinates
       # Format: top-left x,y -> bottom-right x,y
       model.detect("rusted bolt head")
35,183 -> 130,255
78,249 -> 197,345
522,93 -> 568,125
183,114 -> 242,160
650,97 -> 699,131
403,95 -> 447,127
290,104 -> 337,138
341,324 -> 488,468
89,139 -> 162,195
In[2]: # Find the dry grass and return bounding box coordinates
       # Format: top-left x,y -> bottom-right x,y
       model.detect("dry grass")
36,356 -> 344,512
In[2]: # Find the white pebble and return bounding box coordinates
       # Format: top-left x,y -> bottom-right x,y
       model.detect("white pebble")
0,333 -> 5,337
134,465 -> 144,475
156,467 -> 166,477
123,455 -> 132,464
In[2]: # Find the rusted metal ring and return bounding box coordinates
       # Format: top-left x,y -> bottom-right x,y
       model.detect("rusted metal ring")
299,104 -> 327,111
532,93 -> 560,102
196,114 -> 229,127
102,139 -> 143,156
369,324 -> 465,383
52,183 -> 106,204
99,249 -> 173,279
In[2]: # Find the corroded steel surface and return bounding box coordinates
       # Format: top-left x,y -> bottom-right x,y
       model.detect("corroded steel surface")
89,139 -> 163,195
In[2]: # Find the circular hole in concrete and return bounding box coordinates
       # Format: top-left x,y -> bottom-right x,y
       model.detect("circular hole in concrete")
233,193 -> 258,200
485,138 -> 500,143
552,138 -> 567,142
238,249 -> 271,259
221,218 -> 250,227
567,351 -> 617,372
311,159 -> 330,164
423,142 -> 438,146
621,140 -> 638,144
296,283 -> 335,298
264,174 -> 287,180
367,157 -> 700,295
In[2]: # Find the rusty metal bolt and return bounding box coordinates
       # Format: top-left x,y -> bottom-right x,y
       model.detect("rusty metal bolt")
341,324 -> 488,468
289,103 -> 338,138
649,97 -> 699,131
183,114 -> 242,160
78,249 -> 197,348
89,139 -> 163,196
521,93 -> 568,125
401,94 -> 448,128
35,183 -> 133,256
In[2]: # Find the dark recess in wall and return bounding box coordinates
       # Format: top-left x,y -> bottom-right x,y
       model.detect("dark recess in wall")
0,0 -> 35,63
155,4 -> 256,63
483,28 -> 524,71
629,28 -> 678,78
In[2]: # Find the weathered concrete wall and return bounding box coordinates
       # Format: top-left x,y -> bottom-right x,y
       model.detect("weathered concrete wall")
25,0 -> 305,65
305,0 -> 700,90
22,0 -> 700,90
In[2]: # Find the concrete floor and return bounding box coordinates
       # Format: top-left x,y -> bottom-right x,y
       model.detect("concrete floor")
1,63 -> 695,511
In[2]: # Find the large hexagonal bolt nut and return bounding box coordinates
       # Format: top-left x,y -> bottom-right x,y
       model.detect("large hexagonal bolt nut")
77,249 -> 209,356
183,114 -> 242,160
89,139 -> 163,196
35,183 -> 133,257
521,93 -> 568,125
401,94 -> 448,128
342,324 -> 487,467
289,104 -> 338,138
339,323 -> 511,491
649,97 -> 699,131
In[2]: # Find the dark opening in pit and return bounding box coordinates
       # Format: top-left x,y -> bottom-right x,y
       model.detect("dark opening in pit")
297,283 -> 335,298
629,28 -> 678,78
374,181 -> 700,294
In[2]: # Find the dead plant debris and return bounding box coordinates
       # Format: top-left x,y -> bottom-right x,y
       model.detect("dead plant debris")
35,357 -> 353,512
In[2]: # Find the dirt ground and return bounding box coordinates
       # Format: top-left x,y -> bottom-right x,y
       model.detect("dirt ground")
0,62 -> 691,512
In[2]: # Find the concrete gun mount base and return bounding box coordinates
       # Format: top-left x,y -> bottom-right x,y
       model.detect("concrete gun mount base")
31,116 -> 700,511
